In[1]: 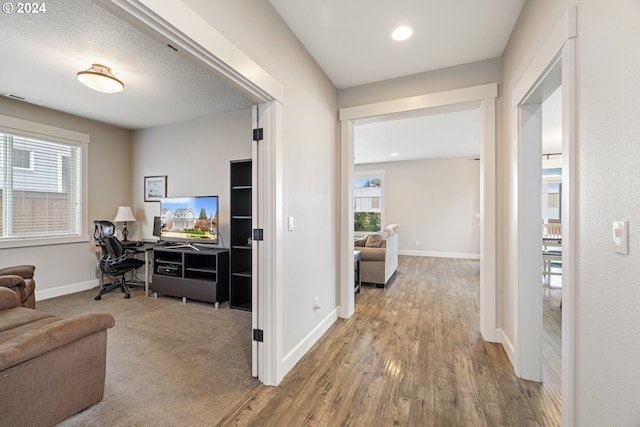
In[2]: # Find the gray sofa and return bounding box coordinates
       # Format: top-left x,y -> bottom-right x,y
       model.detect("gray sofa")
354,224 -> 399,287
0,287 -> 115,426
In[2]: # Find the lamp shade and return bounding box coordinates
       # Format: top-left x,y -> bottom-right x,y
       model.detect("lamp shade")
113,206 -> 136,223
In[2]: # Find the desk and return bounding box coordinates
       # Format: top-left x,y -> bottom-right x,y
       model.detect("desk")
354,250 -> 362,293
124,242 -> 155,297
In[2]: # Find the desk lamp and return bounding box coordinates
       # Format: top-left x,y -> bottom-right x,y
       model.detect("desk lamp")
113,206 -> 136,241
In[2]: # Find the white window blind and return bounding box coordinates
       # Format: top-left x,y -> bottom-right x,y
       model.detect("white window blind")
0,132 -> 82,239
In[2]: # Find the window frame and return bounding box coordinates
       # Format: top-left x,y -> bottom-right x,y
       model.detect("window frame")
353,170 -> 385,236
0,114 -> 89,248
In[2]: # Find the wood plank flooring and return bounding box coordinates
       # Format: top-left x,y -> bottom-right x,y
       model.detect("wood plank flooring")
219,256 -> 562,426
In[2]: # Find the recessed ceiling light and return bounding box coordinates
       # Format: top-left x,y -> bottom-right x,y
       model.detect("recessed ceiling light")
391,153 -> 399,156
391,26 -> 413,41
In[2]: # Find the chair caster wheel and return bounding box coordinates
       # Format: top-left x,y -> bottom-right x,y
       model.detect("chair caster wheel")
95,295 -> 102,301
124,294 -> 131,299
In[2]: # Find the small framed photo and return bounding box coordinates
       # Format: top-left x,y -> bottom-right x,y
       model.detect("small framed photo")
144,175 -> 167,202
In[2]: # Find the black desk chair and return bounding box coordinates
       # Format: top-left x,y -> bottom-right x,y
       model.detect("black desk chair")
94,220 -> 144,300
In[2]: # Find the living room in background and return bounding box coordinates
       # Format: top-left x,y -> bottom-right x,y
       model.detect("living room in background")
0,115 -> 88,246
354,170 -> 384,236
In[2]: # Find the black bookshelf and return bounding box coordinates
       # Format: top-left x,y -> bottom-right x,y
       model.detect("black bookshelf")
230,159 -> 252,311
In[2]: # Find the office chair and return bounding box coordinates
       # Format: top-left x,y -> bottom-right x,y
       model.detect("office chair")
94,220 -> 144,300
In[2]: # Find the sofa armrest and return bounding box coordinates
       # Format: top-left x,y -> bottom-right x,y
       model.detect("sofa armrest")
0,287 -> 20,310
358,247 -> 386,262
0,274 -> 26,289
0,312 -> 116,371
0,265 -> 35,279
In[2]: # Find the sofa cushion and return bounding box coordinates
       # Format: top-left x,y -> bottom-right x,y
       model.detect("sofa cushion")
359,247 -> 386,261
365,232 -> 385,248
0,311 -> 115,372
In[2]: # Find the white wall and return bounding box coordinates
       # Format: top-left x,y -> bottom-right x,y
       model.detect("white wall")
0,97 -> 132,298
182,0 -> 340,368
503,0 -> 640,424
130,109 -> 252,245
338,57 -> 502,109
356,157 -> 480,258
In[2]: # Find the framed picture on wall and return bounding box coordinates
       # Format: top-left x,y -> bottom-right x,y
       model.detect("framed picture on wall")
144,175 -> 167,202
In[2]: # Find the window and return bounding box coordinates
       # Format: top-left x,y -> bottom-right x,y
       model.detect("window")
354,171 -> 384,233
12,148 -> 33,170
0,114 -> 88,246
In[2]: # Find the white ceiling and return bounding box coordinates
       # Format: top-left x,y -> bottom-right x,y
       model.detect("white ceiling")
0,0 -> 536,163
268,0 -> 526,89
269,0 -> 526,164
353,103 -> 481,164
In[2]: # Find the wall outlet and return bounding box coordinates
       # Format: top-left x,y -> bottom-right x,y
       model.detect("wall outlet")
313,297 -> 321,311
415,240 -> 420,246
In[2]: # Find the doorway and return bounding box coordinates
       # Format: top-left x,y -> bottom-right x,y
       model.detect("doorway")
98,0 -> 286,386
339,84 -> 498,343
513,6 -> 576,424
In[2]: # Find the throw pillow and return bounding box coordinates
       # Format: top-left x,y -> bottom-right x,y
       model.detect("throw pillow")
365,232 -> 384,248
354,237 -> 367,247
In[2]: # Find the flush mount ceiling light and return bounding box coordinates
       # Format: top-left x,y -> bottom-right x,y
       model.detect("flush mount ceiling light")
77,64 -> 124,93
391,26 -> 413,41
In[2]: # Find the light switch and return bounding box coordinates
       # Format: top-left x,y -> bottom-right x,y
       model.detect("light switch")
288,216 -> 294,231
613,221 -> 628,254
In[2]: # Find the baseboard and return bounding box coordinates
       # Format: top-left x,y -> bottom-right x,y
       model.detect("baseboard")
281,308 -> 338,376
35,279 -> 98,301
498,328 -> 518,374
399,250 -> 480,260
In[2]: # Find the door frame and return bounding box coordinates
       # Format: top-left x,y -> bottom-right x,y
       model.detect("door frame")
101,0 -> 285,386
511,6 -> 577,425
338,83 -> 499,345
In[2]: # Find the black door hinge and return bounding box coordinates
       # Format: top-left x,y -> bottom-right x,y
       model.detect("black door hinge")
253,228 -> 264,241
253,329 -> 264,342
253,128 -> 263,142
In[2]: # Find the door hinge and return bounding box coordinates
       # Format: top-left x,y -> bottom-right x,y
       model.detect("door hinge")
253,328 -> 264,342
253,228 -> 264,241
253,128 -> 263,142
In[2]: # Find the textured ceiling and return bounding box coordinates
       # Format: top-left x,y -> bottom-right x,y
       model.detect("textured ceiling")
0,0 -> 253,130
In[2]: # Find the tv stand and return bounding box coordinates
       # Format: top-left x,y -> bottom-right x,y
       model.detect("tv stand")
151,246 -> 229,308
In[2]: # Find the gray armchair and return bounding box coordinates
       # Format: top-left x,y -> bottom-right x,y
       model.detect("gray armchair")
0,264 -> 36,308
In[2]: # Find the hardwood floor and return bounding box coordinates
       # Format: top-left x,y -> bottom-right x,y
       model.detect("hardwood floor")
220,256 -> 562,426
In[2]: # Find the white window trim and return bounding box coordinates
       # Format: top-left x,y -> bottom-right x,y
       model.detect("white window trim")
0,114 -> 89,248
354,169 -> 385,237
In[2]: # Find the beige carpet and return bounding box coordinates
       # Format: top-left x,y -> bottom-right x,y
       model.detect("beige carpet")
36,287 -> 259,426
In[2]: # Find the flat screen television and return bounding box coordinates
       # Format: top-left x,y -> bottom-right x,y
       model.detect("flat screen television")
159,196 -> 218,249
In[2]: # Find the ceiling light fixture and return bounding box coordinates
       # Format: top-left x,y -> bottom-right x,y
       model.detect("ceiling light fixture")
77,64 -> 124,93
391,26 -> 413,41
391,153 -> 399,156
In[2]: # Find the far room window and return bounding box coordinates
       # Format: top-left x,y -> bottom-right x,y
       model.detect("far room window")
354,171 -> 384,234
12,147 -> 34,170
0,118 -> 87,245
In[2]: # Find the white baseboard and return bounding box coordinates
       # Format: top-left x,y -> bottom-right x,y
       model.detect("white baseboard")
35,279 -> 98,301
281,308 -> 338,377
498,328 -> 518,375
399,250 -> 480,260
